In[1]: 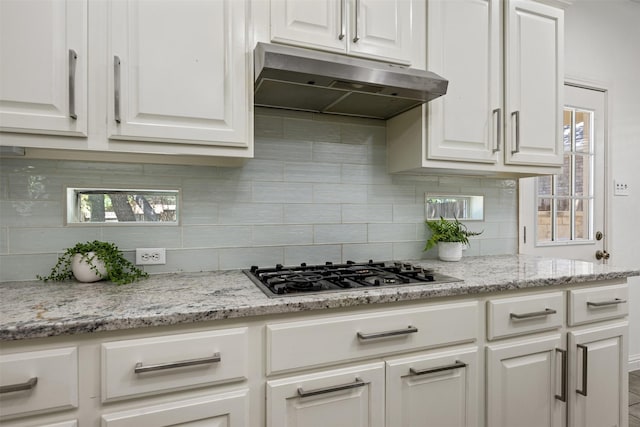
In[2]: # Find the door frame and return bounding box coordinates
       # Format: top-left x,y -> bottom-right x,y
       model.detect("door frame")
518,77 -> 612,260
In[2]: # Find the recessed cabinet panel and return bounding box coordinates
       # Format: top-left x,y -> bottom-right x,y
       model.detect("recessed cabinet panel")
108,0 -> 250,146
0,0 -> 87,136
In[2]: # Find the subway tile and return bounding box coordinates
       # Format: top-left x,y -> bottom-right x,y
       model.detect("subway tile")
342,164 -> 393,185
368,223 -> 417,242
393,241 -> 430,261
253,225 -> 313,246
342,243 -> 393,262
393,204 -> 425,223
314,224 -> 367,244
479,238 -> 518,256
284,118 -> 341,143
0,253 -> 60,282
0,200 -> 63,227
181,201 -> 219,225
313,141 -> 369,164
218,203 -> 283,225
218,159 -> 284,182
8,227 -> 102,254
182,179 -> 252,203
0,227 -> 7,254
253,137 -> 313,162
254,113 -> 284,139
314,112 -> 383,128
367,184 -> 416,204
143,248 -> 219,274
253,182 -> 313,203
342,204 -> 392,223
142,163 -> 219,177
340,122 -> 386,145
219,247 -> 284,270
284,204 -> 341,224
57,161 -> 144,174
285,162 -> 341,183
313,183 -> 367,203
284,245 -> 342,265
102,226 -> 182,250
183,225 -> 252,248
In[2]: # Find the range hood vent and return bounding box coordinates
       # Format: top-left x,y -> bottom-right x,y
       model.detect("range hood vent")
254,43 -> 448,120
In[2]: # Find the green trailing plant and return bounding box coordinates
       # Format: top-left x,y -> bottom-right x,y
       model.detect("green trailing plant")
424,217 -> 483,251
38,240 -> 148,285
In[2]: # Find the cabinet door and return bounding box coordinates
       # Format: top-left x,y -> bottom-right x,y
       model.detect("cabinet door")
425,0 -> 500,163
0,0 -> 87,136
347,0 -> 412,65
271,0 -> 346,53
108,0 -> 250,148
568,322 -> 628,427
267,362 -> 384,427
486,335 -> 563,427
386,347 -> 478,427
102,390 -> 248,427
504,0 -> 563,166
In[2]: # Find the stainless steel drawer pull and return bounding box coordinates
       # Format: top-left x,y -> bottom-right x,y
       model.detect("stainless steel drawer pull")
357,325 -> 418,340
576,344 -> 588,396
114,55 -> 121,124
509,308 -> 556,320
339,0 -> 345,40
410,360 -> 467,376
0,377 -> 38,394
511,110 -> 520,154
134,352 -> 221,374
297,377 -> 365,398
68,49 -> 78,120
587,298 -> 626,308
555,348 -> 567,402
353,0 -> 360,42
492,108 -> 501,153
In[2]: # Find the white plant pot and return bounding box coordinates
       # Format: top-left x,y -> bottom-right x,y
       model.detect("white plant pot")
71,252 -> 107,282
438,242 -> 463,262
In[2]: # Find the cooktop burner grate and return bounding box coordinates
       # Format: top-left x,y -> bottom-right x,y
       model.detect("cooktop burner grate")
244,260 -> 462,297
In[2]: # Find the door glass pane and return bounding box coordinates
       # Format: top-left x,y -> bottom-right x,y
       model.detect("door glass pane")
575,110 -> 592,153
555,154 -> 571,196
563,109 -> 572,151
574,154 -> 592,197
556,198 -> 571,241
537,198 -> 552,243
538,176 -> 552,196
575,199 -> 591,240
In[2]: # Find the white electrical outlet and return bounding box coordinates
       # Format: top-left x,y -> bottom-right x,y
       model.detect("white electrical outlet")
614,180 -> 630,196
136,248 -> 166,265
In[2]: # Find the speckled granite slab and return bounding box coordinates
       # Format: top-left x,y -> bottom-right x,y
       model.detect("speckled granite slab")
1,255 -> 638,341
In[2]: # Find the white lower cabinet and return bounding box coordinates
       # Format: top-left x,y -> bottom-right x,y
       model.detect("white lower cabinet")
568,322 -> 628,427
386,347 -> 478,427
486,334 -> 564,427
266,362 -> 385,427
101,390 -> 249,427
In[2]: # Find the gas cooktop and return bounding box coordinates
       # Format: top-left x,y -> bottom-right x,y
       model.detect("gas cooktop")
244,260 -> 462,298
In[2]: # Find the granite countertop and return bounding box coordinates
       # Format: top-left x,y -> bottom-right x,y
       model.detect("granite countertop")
1,255 -> 638,342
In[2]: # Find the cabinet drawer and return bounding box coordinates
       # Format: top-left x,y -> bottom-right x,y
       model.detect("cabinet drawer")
102,328 -> 248,402
568,283 -> 628,326
487,292 -> 563,340
267,302 -> 478,374
0,347 -> 78,419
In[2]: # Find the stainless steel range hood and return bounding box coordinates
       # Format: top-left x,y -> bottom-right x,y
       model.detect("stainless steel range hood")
254,42 -> 448,120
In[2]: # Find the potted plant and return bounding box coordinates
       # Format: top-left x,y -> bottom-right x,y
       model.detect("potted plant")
38,240 -> 148,285
424,217 -> 483,261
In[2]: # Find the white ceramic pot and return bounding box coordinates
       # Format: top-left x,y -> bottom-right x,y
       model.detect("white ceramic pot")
71,252 -> 107,282
438,242 -> 463,262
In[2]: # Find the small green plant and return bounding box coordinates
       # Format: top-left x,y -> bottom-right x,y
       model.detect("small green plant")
424,217 -> 483,251
38,240 -> 148,285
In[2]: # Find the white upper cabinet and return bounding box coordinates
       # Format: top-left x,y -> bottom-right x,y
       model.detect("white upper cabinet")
0,0 -> 87,137
270,0 -> 417,66
387,0 -> 565,177
504,0 -> 564,166
108,0 -> 250,148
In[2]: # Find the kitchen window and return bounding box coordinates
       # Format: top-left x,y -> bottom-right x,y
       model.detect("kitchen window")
66,188 -> 179,225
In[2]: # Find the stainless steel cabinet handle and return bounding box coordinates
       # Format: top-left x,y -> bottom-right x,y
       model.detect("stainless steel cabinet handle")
511,110 -> 520,154
353,0 -> 360,42
357,325 -> 418,340
410,360 -> 466,376
297,377 -> 365,398
555,348 -> 567,402
509,308 -> 556,320
114,55 -> 121,124
492,108 -> 501,153
587,298 -> 626,308
68,49 -> 78,120
134,352 -> 221,374
339,0 -> 345,40
576,344 -> 588,396
0,377 -> 38,394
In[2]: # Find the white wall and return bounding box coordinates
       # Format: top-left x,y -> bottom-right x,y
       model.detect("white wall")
564,0 -> 640,367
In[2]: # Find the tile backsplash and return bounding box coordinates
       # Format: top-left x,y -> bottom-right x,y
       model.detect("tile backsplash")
0,108 -> 517,281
